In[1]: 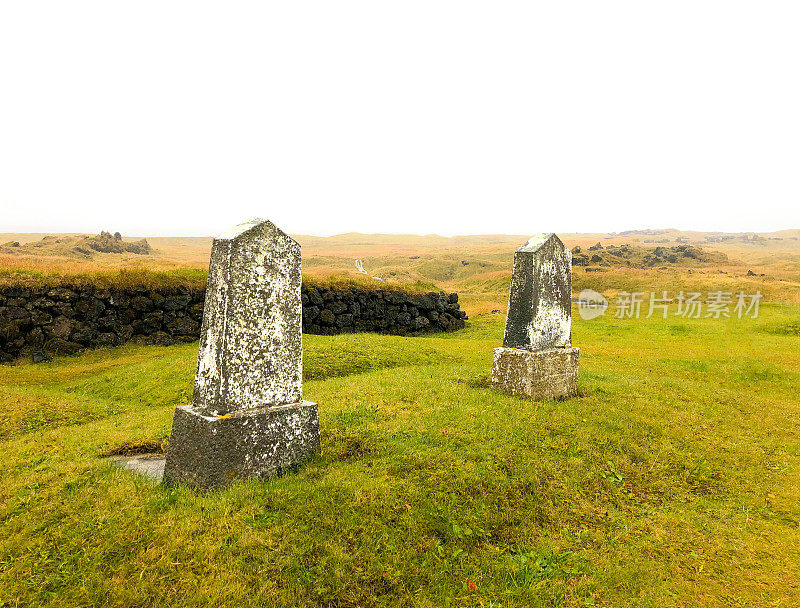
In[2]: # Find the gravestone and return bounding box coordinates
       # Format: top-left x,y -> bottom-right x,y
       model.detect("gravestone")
163,219 -> 320,489
492,233 -> 579,399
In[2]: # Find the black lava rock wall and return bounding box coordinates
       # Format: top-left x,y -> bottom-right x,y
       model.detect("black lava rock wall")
0,284 -> 466,363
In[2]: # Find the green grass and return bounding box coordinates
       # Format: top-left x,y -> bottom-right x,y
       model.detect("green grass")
1,306 -> 799,607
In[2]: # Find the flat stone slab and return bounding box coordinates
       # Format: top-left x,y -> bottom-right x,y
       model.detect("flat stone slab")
109,454 -> 166,482
492,346 -> 579,400
164,401 -> 320,490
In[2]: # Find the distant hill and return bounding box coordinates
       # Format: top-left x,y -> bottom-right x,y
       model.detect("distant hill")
571,242 -> 729,269
1,232 -> 152,260
1,229 -> 798,302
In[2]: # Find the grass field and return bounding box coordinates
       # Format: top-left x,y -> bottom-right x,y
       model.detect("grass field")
3,230 -> 800,304
2,303 -> 799,607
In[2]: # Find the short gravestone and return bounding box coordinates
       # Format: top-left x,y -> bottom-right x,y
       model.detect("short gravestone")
492,233 -> 579,399
163,219 -> 320,490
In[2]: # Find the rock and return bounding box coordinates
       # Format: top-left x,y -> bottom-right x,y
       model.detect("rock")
31,297 -> 55,309
125,239 -> 152,255
109,293 -> 130,308
118,325 -> 134,342
303,306 -> 320,322
411,316 -> 430,331
493,233 -> 579,401
118,308 -> 136,324
98,313 -> 118,331
26,326 -> 45,348
335,313 -> 354,328
96,332 -> 118,347
32,349 -> 51,363
75,297 -> 106,319
85,231 -> 152,255
492,347 -> 579,399
49,316 -> 73,340
2,278 -> 469,361
163,314 -> 199,336
572,254 -> 590,266
503,234 -> 572,350
144,331 -> 173,346
190,219 -> 304,415
2,306 -> 30,321
51,302 -> 76,318
164,218 -> 319,490
30,309 -> 53,325
45,338 -> 83,356
329,301 -> 348,315
71,322 -> 98,345
131,296 -> 154,312
47,288 -> 77,301
306,288 -> 324,307
188,303 -> 205,320
164,402 -> 320,490
141,311 -> 164,334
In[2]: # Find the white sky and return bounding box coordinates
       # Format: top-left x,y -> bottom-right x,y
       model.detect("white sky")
1,1 -> 799,237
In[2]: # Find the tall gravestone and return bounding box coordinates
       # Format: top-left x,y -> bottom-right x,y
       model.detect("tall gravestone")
163,218 -> 320,489
491,233 -> 579,399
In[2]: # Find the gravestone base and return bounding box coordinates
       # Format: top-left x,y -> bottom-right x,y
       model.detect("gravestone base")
163,401 -> 320,490
492,346 -> 579,400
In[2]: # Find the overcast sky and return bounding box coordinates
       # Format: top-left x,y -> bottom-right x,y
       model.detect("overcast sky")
1,2 -> 799,237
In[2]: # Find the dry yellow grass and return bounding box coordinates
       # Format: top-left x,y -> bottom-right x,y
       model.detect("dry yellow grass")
2,230 -> 799,309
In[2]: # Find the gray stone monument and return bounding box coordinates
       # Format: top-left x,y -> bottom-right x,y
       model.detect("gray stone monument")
163,218 -> 320,489
491,233 -> 579,399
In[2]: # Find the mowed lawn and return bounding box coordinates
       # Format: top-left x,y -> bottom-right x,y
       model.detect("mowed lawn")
1,307 -> 799,607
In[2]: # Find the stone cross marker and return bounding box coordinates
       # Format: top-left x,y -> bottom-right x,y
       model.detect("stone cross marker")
164,219 -> 320,489
492,233 -> 579,399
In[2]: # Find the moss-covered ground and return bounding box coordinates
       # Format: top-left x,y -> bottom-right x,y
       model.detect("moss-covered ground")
2,305 -> 798,607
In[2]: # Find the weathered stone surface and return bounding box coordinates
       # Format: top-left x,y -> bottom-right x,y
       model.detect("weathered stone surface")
493,234 -> 579,400
503,234 -> 572,351
0,282 -> 466,363
492,347 -> 579,399
44,337 -> 83,356
50,316 -> 72,340
163,401 -> 320,490
110,454 -> 166,482
192,218 -> 303,416
164,218 -> 319,489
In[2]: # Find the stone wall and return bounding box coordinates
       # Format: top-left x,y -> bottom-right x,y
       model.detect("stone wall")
0,283 -> 466,363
